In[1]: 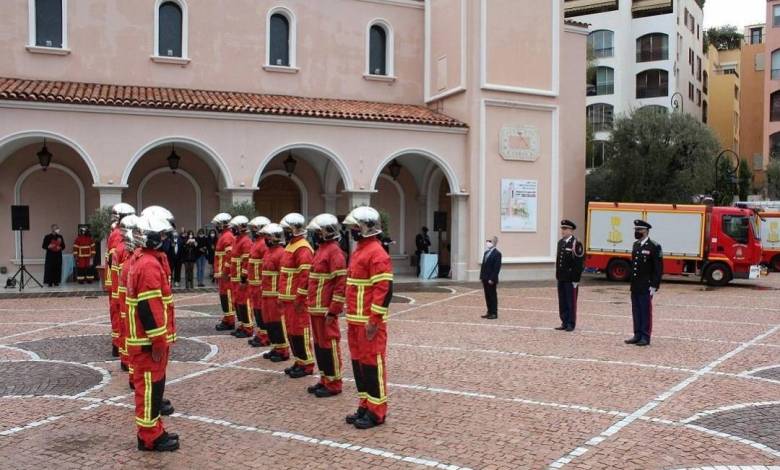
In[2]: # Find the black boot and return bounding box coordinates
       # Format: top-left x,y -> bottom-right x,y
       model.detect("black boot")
288,367 -> 313,379
137,432 -> 180,452
120,362 -> 129,372
112,345 -> 119,357
215,321 -> 234,332
314,387 -> 340,398
160,399 -> 174,416
624,337 -> 639,344
345,407 -> 367,424
353,410 -> 384,429
269,351 -> 289,363
247,336 -> 263,347
307,383 -> 324,394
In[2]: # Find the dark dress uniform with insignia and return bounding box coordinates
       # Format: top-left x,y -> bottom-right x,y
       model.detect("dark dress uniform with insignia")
555,220 -> 584,331
626,220 -> 663,346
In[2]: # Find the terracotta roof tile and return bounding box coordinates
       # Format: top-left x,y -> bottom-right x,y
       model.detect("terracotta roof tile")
0,77 -> 467,128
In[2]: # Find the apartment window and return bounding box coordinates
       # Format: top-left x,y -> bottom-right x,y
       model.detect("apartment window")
367,22 -> 392,76
688,82 -> 694,100
588,66 -> 614,96
696,56 -> 702,81
774,5 -> 780,27
773,50 -> 780,79
771,91 -> 780,121
157,1 -> 182,57
772,132 -> 780,159
270,14 -> 291,66
636,33 -> 668,62
697,89 -> 702,107
588,141 -> 610,170
588,30 -> 614,58
750,27 -> 763,44
703,70 -> 708,94
636,69 -> 669,98
756,53 -> 765,71
696,24 -> 700,40
586,104 -> 614,132
703,100 -> 708,124
30,0 -> 66,49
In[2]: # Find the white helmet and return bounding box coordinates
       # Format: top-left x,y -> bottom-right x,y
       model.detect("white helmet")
120,214 -> 140,248
229,215 -> 249,232
307,213 -> 341,241
280,212 -> 307,237
344,206 -> 382,238
111,203 -> 136,222
211,212 -> 232,228
248,216 -> 271,232
134,215 -> 172,250
260,223 -> 285,245
141,206 -> 175,224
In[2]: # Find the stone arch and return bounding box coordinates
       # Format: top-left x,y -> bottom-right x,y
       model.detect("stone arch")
137,167 -> 202,229
252,142 -> 353,191
370,148 -> 461,194
0,130 -> 100,184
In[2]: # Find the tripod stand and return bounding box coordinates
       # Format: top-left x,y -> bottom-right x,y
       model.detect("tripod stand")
8,230 -> 42,291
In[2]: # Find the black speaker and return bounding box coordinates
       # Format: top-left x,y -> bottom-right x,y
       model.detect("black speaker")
11,205 -> 29,231
433,211 -> 447,232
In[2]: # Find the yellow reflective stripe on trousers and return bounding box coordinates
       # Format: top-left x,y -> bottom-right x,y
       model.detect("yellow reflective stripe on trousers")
144,371 -> 151,425
331,339 -> 341,380
366,354 -> 387,405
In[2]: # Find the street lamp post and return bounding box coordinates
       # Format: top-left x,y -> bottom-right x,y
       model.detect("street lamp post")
670,92 -> 683,113
713,149 -> 740,203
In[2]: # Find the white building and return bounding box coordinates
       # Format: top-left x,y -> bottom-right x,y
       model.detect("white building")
565,0 -> 707,169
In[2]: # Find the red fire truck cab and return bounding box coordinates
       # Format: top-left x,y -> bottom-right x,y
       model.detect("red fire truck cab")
585,202 -> 763,286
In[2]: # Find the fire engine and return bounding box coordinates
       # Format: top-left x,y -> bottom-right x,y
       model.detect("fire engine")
757,211 -> 780,271
585,202 -> 764,286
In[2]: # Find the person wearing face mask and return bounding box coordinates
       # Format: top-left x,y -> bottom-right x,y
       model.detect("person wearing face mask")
166,230 -> 185,288
246,217 -> 272,348
73,226 -> 96,284
212,213 -> 236,331
228,216 -> 254,338
182,231 -> 199,289
555,220 -> 585,332
42,224 -> 66,287
195,229 -> 209,287
260,223 -> 291,362
625,219 -> 663,347
479,236 -> 502,320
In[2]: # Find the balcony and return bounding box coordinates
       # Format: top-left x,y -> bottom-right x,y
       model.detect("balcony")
563,0 -> 618,18
632,0 -> 673,18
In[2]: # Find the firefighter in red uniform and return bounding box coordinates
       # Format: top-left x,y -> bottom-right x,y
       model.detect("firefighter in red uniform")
279,213 -> 314,379
247,216 -> 272,347
343,206 -> 393,429
117,215 -> 139,375
73,226 -> 96,284
260,223 -> 290,362
139,206 -> 176,287
107,203 -> 135,357
305,214 -> 347,398
213,213 -> 236,331
228,216 -> 254,338
127,214 -> 179,452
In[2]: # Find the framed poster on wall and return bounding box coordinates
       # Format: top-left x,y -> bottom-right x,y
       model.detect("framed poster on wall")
500,179 -> 537,232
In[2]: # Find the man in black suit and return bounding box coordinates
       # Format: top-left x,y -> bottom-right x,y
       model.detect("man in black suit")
625,219 -> 663,347
480,236 -> 502,320
555,219 -> 584,332
415,226 -> 431,276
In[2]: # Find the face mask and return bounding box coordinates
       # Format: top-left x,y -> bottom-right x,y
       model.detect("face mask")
265,239 -> 275,248
634,231 -> 644,240
54,229 -> 60,234
350,228 -> 362,242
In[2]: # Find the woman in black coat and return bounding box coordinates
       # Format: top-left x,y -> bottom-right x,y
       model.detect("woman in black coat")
42,224 -> 66,287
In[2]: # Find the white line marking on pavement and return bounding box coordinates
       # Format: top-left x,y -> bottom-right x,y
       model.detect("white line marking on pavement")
547,324 -> 780,469
186,336 -> 219,362
680,401 -> 780,424
0,315 -> 106,342
0,358 -> 112,397
174,308 -> 212,318
0,344 -> 40,360
682,424 -> 780,459
738,364 -> 780,378
391,294 -> 415,305
0,415 -> 63,436
388,289 -> 480,319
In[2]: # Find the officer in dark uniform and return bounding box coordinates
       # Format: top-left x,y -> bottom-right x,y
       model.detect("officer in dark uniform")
555,219 -> 584,332
625,219 -> 663,347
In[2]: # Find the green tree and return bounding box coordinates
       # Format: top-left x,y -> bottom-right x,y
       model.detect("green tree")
767,160 -> 780,199
87,206 -> 113,242
229,201 -> 257,220
713,157 -> 737,205
586,108 -> 719,203
704,25 -> 743,51
737,159 -> 753,201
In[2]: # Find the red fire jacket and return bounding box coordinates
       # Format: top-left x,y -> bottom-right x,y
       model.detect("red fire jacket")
125,249 -> 176,354
261,245 -> 285,298
214,229 -> 234,280
278,237 -> 313,304
104,226 -> 123,288
345,237 -> 393,326
230,233 -> 252,283
247,238 -> 267,299
306,240 -> 347,315
110,243 -> 127,300
73,235 -> 95,269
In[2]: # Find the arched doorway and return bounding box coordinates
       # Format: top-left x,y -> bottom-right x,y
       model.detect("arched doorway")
254,173 -> 303,223
0,135 -> 98,283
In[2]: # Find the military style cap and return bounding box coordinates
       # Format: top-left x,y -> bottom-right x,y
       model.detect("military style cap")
560,219 -> 577,230
634,219 -> 652,230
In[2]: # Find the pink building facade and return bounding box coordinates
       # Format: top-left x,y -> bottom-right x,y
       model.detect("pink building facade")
0,0 -> 586,282
766,0 -> 780,163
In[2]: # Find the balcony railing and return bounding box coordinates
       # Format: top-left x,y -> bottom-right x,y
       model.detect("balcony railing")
563,0 -> 618,18
632,0 -> 673,18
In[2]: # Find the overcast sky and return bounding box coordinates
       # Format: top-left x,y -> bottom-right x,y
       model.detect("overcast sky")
703,0 -> 765,30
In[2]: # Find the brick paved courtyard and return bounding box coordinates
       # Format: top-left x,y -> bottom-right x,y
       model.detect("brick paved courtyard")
0,276 -> 779,470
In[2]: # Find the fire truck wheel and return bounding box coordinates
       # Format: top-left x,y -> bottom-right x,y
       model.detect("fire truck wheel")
703,263 -> 731,287
606,259 -> 631,282
771,256 -> 780,273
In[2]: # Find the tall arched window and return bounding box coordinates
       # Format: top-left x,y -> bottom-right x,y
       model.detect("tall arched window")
588,141 -> 610,170
158,2 -> 182,57
636,33 -> 669,62
369,25 -> 387,75
588,66 -> 614,96
771,91 -> 780,121
28,0 -> 67,49
588,30 -> 614,58
636,69 -> 669,98
268,10 -> 293,67
771,132 -> 780,159
586,104 -> 614,132
772,49 -> 780,80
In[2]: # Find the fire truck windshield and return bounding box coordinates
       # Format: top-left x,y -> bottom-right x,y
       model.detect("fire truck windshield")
750,215 -> 760,241
722,215 -> 750,244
